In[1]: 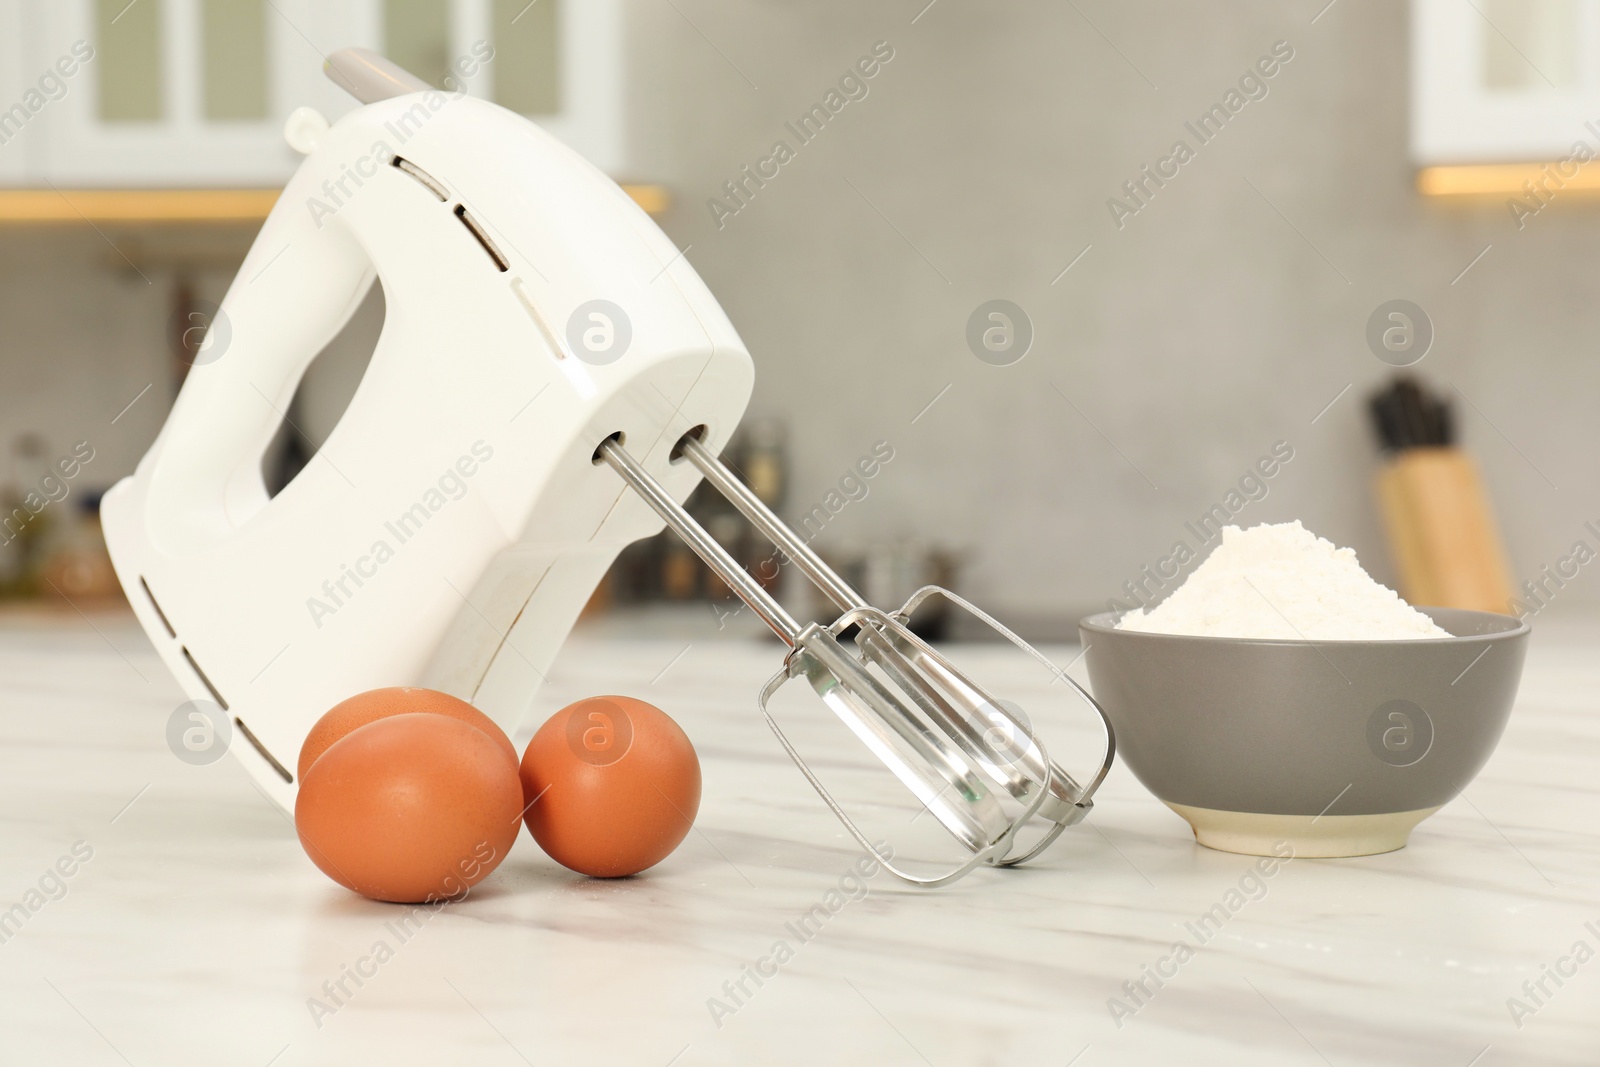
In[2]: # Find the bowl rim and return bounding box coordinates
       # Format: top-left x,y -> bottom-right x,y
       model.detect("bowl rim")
1077,606 -> 1530,647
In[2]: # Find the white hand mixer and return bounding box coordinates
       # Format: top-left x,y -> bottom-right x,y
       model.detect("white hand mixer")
103,50 -> 1113,887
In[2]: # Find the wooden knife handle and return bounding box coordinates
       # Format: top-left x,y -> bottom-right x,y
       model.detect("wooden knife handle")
1375,448 -> 1514,614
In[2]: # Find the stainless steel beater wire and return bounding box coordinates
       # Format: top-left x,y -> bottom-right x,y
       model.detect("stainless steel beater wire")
598,438 -> 802,645
681,434 -> 1020,725
680,436 -> 865,613
677,434 -> 1066,858
680,436 -> 1005,771
683,434 -> 1082,815
607,440 -> 1002,847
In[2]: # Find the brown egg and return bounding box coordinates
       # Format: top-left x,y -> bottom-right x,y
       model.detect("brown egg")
298,686 -> 516,780
296,713 -> 523,903
519,696 -> 700,878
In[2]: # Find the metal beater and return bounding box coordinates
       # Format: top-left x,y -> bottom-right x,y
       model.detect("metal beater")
598,431 -> 1115,888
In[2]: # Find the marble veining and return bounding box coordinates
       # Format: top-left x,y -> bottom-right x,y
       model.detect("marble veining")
0,612 -> 1596,1065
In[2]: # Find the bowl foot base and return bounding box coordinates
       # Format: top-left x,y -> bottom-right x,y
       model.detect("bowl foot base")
1165,802 -> 1442,858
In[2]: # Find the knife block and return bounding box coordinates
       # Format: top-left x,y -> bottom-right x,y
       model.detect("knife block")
1375,447 -> 1514,614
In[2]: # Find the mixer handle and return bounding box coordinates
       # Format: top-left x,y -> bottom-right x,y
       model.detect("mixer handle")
324,48 -> 432,103
143,181 -> 378,541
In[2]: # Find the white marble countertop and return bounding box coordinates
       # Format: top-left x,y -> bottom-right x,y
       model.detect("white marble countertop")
1,609 -> 1597,1066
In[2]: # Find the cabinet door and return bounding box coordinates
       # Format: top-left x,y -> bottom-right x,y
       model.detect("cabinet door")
0,0 -> 31,182
368,0 -> 624,173
1413,0 -> 1600,163
29,0 -> 312,184
16,0 -> 621,187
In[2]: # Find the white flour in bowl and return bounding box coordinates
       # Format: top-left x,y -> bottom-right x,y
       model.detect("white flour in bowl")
1115,521 -> 1451,640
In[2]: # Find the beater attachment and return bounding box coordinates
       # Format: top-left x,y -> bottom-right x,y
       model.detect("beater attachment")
598,433 -> 1114,888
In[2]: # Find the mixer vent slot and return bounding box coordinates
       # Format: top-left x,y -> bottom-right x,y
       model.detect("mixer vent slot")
180,646 -> 229,711
391,156 -> 447,201
139,576 -> 176,638
234,717 -> 294,784
454,204 -> 509,271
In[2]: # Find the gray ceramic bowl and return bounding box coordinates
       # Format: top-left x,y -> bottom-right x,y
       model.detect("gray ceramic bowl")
1079,608 -> 1530,857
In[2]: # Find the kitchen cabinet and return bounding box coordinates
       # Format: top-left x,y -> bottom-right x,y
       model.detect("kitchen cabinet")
0,1 -> 28,182
1412,0 -> 1600,164
0,0 -> 625,188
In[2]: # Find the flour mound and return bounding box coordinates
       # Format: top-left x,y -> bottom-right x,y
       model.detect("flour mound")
1116,521 -> 1450,641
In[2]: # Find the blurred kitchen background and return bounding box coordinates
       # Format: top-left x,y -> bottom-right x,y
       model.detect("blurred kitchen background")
1,0 -> 1596,637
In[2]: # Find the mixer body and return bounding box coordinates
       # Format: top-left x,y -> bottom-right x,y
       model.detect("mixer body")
102,89 -> 752,810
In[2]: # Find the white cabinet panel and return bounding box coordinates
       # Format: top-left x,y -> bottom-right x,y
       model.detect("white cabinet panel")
0,0 -> 623,187
0,1 -> 32,181
1412,0 -> 1600,164
37,0 -> 300,184
367,0 -> 624,175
